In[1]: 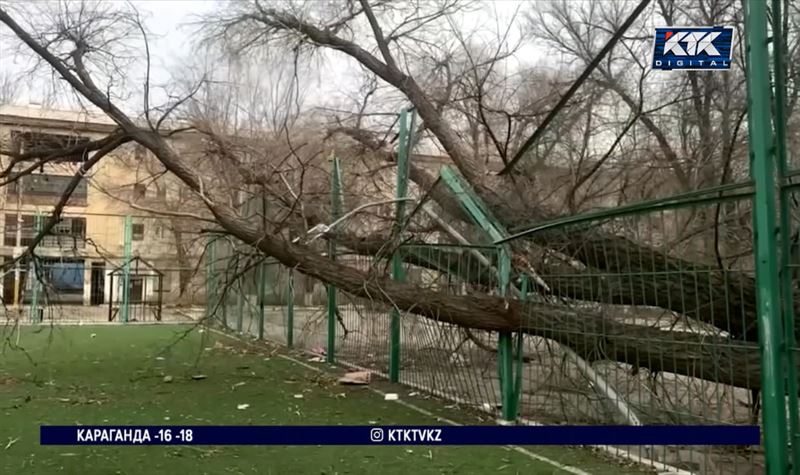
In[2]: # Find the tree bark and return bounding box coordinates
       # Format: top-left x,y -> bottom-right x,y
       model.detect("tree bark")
224,216 -> 795,393
2,5 -> 795,399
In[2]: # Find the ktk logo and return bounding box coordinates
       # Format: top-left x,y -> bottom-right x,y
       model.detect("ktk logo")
662,31 -> 721,56
652,26 -> 733,71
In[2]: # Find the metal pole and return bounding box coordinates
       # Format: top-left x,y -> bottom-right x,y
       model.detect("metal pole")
29,212 -> 43,323
513,274 -> 529,419
259,193 -> 268,340
235,249 -> 243,334
257,260 -> 266,341
390,109 -> 413,382
237,199 -> 249,334
108,274 -> 114,322
221,241 -> 229,329
236,275 -> 244,334
12,177 -> 23,309
206,236 -> 216,322
744,1 -> 789,472
287,267 -> 294,348
497,246 -> 516,422
771,0 -> 800,470
156,273 -> 162,321
327,155 -> 342,364
438,166 -> 638,424
120,215 -> 132,324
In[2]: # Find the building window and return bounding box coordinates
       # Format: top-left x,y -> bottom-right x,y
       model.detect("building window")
3,214 -> 35,247
42,217 -> 86,249
7,174 -> 88,203
8,173 -> 88,206
3,214 -> 87,249
13,131 -> 90,163
131,223 -> 145,241
41,258 -> 85,295
154,223 -> 166,239
159,271 -> 171,293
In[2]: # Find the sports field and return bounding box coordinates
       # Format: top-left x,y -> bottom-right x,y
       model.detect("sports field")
0,324 -> 650,474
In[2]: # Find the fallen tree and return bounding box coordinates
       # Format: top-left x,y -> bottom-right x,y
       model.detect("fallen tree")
1,2 -> 796,397
202,3 -> 800,345
167,206 -> 800,393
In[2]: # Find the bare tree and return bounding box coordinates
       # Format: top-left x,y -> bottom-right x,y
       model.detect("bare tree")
0,71 -> 19,106
0,0 -> 797,397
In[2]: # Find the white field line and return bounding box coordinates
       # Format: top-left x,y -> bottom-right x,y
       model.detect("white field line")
208,327 -> 591,475
23,319 -> 688,474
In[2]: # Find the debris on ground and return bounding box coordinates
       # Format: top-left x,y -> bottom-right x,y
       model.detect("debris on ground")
163,375 -> 173,383
384,393 -> 399,401
191,374 -> 207,381
236,404 -> 249,410
337,371 -> 370,385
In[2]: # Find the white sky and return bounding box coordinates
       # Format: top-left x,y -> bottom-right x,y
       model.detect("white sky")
0,0 -> 541,116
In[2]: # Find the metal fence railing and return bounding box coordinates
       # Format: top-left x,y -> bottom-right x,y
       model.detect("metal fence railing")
1,212 -> 206,324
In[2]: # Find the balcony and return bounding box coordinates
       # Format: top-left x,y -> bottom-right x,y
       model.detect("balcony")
5,174 -> 88,206
3,214 -> 86,250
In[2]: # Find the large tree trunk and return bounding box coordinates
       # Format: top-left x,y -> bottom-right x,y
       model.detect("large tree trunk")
200,202 -> 796,393
266,7 -> 791,345
2,4 -> 792,400
172,229 -> 193,300
335,127 -> 791,343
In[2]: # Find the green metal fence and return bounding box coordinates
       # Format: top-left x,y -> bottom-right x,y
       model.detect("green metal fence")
204,3 -> 799,474
205,180 -> 798,474
205,125 -> 798,475
8,211 -> 205,325
206,167 -> 798,475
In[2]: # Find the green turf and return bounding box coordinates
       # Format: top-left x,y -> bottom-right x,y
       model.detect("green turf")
0,324 -> 651,474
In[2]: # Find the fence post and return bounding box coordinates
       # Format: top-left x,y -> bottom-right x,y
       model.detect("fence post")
438,167 -> 521,422
771,0 -> 800,469
390,108 -> 414,382
221,241 -> 229,329
514,275 -> 529,415
257,260 -> 266,340
287,267 -> 294,348
744,1 -> 789,473
235,246 -> 243,334
29,213 -> 43,323
120,215 -> 132,324
327,155 -> 342,364
236,273 -> 244,334
205,236 -> 216,322
496,247 -> 516,423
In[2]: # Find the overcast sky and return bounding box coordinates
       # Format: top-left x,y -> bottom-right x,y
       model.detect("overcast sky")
1,0 -> 539,117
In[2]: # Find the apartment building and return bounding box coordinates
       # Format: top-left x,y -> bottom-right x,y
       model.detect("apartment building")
0,105 -> 202,315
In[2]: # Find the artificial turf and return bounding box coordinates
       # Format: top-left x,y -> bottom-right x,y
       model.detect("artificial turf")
0,324 -> 651,474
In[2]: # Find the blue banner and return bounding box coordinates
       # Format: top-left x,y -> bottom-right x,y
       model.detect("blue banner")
652,26 -> 734,71
40,425 -> 760,446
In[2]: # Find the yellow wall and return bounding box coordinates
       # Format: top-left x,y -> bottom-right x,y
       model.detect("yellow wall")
0,107 -> 203,304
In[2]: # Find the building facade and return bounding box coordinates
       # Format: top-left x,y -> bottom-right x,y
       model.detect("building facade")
0,105 -> 203,317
